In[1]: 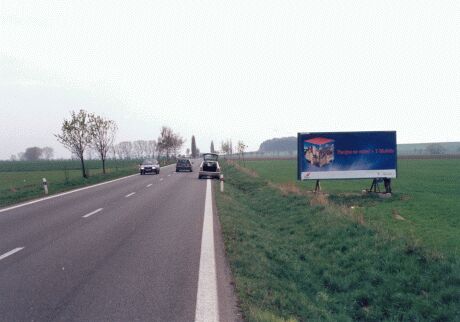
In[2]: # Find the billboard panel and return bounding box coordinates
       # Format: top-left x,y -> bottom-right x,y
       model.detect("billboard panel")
297,131 -> 397,180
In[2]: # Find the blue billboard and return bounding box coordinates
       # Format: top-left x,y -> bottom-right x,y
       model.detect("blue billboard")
297,131 -> 397,180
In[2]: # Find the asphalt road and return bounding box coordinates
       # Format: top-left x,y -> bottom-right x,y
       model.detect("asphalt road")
0,162 -> 239,321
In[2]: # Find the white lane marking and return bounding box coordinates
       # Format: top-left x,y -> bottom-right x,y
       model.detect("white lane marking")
146,184 -> 153,187
0,163 -> 177,215
125,192 -> 136,198
0,247 -> 24,261
195,180 -> 219,322
167,174 -> 171,177
83,208 -> 103,218
160,178 -> 164,181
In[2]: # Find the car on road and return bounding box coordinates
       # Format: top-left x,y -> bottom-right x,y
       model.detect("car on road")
198,153 -> 221,179
139,159 -> 160,175
176,158 -> 193,172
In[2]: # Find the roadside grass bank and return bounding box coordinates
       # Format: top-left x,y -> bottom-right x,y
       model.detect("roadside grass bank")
242,159 -> 460,257
0,159 -> 175,208
215,162 -> 460,321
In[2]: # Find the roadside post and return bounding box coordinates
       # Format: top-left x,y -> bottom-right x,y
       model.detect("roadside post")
220,174 -> 224,192
42,178 -> 48,195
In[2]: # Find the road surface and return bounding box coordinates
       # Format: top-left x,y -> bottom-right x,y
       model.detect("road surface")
0,162 -> 239,321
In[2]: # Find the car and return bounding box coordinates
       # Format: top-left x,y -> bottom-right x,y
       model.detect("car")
198,153 -> 221,179
176,158 -> 193,172
139,159 -> 160,175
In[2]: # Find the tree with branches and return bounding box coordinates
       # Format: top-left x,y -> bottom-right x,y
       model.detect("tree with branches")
55,109 -> 93,178
42,147 -> 54,160
157,126 -> 184,160
89,114 -> 117,174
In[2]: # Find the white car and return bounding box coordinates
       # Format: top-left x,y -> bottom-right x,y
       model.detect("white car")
198,153 -> 221,179
139,159 -> 160,175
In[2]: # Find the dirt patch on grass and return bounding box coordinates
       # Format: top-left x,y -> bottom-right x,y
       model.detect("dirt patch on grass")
267,182 -> 306,196
392,209 -> 406,221
229,160 -> 259,178
310,193 -> 329,207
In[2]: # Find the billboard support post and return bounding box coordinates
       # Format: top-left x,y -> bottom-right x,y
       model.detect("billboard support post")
369,178 -> 392,194
314,180 -> 321,193
369,179 -> 381,193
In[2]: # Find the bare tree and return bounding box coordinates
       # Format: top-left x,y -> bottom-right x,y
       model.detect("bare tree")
186,148 -> 190,156
133,140 -> 149,159
42,147 -> 54,160
113,143 -> 124,160
237,140 -> 247,164
118,141 -> 133,159
89,114 -> 117,174
221,139 -> 234,155
10,154 -> 17,161
157,126 -> 184,160
55,109 -> 93,178
149,140 -> 157,159
172,134 -> 185,156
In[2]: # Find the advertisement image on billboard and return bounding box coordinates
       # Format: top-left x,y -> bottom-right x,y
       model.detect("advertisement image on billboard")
297,131 -> 397,180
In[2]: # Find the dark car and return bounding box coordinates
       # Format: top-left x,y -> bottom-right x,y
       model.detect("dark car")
176,158 -> 192,172
139,159 -> 160,175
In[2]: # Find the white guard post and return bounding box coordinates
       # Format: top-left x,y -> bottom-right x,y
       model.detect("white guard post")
42,178 -> 48,195
220,174 -> 224,192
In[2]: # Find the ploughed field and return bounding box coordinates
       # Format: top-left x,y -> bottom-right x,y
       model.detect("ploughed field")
0,160 -> 140,207
216,159 -> 460,321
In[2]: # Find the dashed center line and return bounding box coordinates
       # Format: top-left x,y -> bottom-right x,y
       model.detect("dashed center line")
0,247 -> 24,261
83,208 -> 103,218
146,184 -> 153,187
125,192 -> 136,198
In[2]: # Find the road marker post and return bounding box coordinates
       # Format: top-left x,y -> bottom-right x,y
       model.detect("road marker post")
220,174 -> 224,192
42,178 -> 48,195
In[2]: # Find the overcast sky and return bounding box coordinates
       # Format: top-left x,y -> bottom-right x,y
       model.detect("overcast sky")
1,0 -> 459,159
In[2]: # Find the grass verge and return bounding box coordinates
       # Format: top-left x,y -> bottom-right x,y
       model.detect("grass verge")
0,159 -> 176,208
216,162 -> 460,321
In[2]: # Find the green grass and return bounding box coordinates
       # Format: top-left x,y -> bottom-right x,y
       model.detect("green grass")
242,159 -> 460,256
0,160 -> 142,207
215,161 -> 460,321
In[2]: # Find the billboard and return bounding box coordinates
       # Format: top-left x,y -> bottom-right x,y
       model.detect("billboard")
297,131 -> 397,180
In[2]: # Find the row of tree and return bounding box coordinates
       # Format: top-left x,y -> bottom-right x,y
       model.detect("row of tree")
55,110 -> 117,177
112,140 -> 157,160
55,109 -> 187,178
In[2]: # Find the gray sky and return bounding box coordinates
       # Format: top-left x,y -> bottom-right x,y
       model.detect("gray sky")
1,0 -> 459,159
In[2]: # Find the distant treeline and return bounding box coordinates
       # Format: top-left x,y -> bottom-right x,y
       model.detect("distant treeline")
258,136 -> 460,156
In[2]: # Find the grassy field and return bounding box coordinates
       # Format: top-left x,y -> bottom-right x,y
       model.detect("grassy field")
0,159 -> 144,207
215,160 -> 460,321
242,159 -> 460,256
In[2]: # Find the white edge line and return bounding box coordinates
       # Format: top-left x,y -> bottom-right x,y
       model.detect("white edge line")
125,192 -> 136,198
195,179 -> 219,322
83,208 -> 103,218
0,247 -> 25,261
146,183 -> 153,187
0,163 -> 176,214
